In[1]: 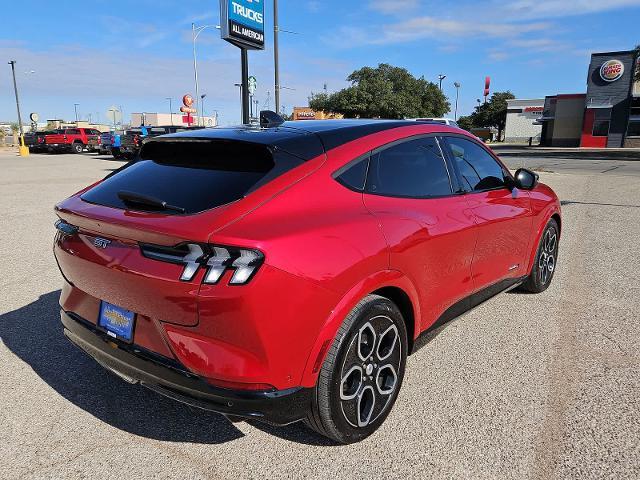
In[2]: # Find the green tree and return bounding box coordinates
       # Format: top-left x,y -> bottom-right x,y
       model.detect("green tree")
456,115 -> 474,132
10,122 -> 19,134
309,64 -> 450,119
456,91 -> 516,141
635,44 -> 640,81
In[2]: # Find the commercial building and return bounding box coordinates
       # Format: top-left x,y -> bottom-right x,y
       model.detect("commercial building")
581,50 -> 639,148
504,99 -> 544,143
506,49 -> 640,148
542,50 -> 639,148
292,107 -> 343,121
130,113 -> 218,128
45,120 -> 112,132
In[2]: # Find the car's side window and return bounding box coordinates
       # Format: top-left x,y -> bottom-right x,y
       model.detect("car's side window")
365,137 -> 452,198
335,157 -> 369,191
445,137 -> 508,192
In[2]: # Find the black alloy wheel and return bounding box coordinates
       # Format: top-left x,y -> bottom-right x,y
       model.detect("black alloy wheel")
520,218 -> 559,293
306,294 -> 407,444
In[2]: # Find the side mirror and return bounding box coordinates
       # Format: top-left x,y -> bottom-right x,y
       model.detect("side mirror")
514,168 -> 539,190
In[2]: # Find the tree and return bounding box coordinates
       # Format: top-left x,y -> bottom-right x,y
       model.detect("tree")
456,91 -> 515,141
309,64 -> 450,119
635,44 -> 640,81
456,115 -> 474,132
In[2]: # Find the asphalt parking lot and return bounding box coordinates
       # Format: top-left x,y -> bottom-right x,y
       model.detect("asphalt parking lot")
1,151 -> 639,480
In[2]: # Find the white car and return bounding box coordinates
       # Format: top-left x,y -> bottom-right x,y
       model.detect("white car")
408,117 -> 460,127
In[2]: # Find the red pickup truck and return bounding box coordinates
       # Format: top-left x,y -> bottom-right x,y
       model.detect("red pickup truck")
45,128 -> 101,154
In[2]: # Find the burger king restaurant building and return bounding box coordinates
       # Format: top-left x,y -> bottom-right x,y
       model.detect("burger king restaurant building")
534,50 -> 640,148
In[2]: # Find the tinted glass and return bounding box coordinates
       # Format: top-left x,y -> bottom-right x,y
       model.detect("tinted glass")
366,137 -> 452,198
81,140 -> 302,215
593,121 -> 610,137
336,158 -> 369,191
446,137 -> 506,192
628,121 -> 640,137
66,129 -> 80,134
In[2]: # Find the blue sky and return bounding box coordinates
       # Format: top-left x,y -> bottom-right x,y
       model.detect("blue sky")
1,0 -> 639,125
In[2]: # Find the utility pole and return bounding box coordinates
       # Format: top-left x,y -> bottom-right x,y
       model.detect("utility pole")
454,82 -> 461,120
8,60 -> 28,156
273,0 -> 280,114
74,103 -> 79,123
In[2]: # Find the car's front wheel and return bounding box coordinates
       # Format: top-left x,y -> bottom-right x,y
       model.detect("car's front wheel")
306,294 -> 407,444
520,218 -> 559,293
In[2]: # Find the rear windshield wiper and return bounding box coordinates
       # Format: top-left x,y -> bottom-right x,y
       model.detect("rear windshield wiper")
117,190 -> 186,214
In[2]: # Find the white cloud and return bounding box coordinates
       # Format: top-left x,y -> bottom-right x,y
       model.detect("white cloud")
504,0 -> 640,19
332,17 -> 550,46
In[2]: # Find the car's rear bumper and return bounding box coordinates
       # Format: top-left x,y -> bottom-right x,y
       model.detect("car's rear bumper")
60,310 -> 313,425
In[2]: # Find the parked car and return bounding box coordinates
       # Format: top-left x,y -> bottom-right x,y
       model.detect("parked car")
24,130 -> 62,153
409,117 -> 460,127
120,125 -> 204,160
45,128 -> 101,154
54,118 -> 561,444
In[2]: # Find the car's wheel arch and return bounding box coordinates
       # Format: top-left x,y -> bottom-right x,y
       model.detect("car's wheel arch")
525,207 -> 561,275
299,270 -> 420,388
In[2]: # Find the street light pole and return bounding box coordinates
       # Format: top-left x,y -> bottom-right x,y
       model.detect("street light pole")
201,94 -> 207,123
438,74 -> 446,91
192,23 -> 219,127
8,60 -> 27,155
273,0 -> 280,114
454,82 -> 461,120
74,103 -> 79,123
166,97 -> 173,125
192,23 -> 201,127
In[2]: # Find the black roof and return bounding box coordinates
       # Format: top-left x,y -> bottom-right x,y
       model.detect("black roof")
148,119 -> 426,161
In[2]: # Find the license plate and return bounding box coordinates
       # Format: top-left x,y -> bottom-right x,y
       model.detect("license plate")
98,301 -> 135,342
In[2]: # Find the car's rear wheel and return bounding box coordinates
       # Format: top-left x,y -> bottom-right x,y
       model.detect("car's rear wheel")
306,294 -> 407,444
520,218 -> 559,293
72,142 -> 84,154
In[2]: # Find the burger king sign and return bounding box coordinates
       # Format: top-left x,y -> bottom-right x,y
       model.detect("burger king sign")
600,59 -> 625,82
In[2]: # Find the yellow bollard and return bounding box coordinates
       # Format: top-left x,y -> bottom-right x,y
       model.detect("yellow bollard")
18,136 -> 29,157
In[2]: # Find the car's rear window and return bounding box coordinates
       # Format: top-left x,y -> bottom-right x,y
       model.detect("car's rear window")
80,140 -> 303,215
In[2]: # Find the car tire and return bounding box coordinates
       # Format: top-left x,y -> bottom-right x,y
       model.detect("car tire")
72,142 -> 84,154
305,294 -> 408,444
520,218 -> 559,293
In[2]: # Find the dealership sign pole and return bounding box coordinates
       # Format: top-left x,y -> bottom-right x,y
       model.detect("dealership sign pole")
220,0 -> 265,124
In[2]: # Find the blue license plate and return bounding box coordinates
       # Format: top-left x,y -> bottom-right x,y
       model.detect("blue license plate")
98,301 -> 135,342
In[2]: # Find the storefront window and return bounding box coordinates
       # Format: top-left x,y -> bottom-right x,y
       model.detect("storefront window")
628,121 -> 640,137
593,120 -> 610,137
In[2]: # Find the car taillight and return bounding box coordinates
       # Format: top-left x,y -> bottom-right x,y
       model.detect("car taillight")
133,135 -> 140,146
140,243 -> 264,286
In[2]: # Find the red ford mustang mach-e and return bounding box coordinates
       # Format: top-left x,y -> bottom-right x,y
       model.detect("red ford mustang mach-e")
54,118 -> 561,443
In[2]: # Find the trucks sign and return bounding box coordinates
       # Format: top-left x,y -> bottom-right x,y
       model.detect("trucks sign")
220,0 -> 265,50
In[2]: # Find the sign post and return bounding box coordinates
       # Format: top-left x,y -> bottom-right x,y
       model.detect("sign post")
220,0 -> 265,124
180,94 -> 197,126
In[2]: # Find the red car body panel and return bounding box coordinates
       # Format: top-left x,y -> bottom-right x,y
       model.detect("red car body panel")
46,128 -> 96,147
54,121 -> 561,397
